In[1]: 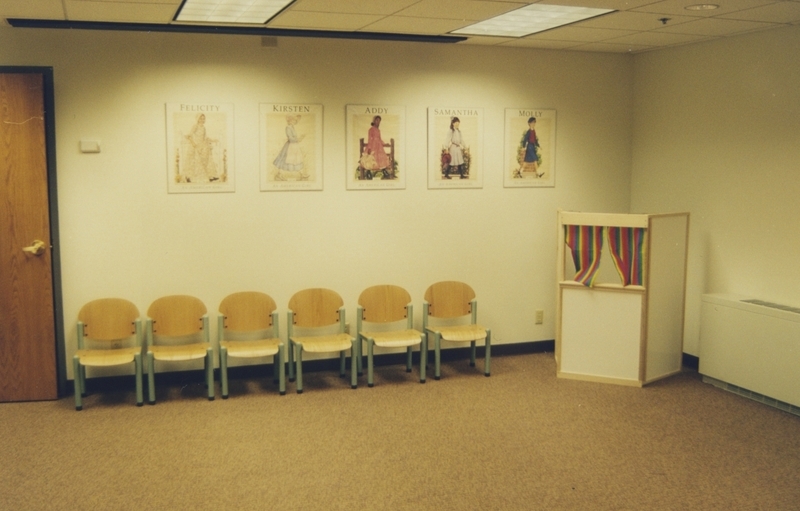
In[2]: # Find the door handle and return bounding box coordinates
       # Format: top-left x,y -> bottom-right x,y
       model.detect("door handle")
22,239 -> 47,256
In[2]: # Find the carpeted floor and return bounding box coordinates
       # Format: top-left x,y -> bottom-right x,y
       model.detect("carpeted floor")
1,352 -> 799,510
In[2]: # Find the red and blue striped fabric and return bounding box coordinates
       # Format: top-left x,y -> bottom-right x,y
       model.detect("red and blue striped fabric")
564,225 -> 604,286
607,227 -> 646,286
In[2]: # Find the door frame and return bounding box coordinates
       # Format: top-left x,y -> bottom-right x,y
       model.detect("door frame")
1,66 -> 66,397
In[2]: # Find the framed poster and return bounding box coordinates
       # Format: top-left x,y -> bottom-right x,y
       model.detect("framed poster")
428,107 -> 483,189
260,103 -> 323,191
504,108 -> 556,188
346,105 -> 406,190
165,103 -> 234,193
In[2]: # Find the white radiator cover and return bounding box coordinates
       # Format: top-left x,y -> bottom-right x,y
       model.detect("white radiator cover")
699,293 -> 800,409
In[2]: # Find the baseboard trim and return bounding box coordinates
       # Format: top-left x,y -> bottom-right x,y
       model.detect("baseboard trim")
70,340 -> 556,395
68,344 -> 708,396
682,353 -> 699,371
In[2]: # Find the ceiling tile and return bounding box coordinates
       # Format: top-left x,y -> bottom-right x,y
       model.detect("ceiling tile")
498,38 -> 584,49
395,0 -> 525,22
533,0 -> 654,9
718,1 -> 800,23
457,35 -> 516,45
569,41 -> 655,53
527,26 -> 638,42
631,0 -> 776,17
291,0 -> 420,16
659,16 -> 778,35
362,15 -> 469,35
269,11 -> 383,30
66,1 -> 179,23
77,0 -> 179,3
0,0 -> 64,18
605,29 -> 711,45
576,10 -> 699,31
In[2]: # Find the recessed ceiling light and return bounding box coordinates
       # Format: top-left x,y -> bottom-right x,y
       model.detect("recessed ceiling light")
451,3 -> 615,38
684,4 -> 720,11
176,0 -> 294,24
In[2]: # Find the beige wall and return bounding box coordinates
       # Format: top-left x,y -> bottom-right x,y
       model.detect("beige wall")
631,25 -> 800,355
5,22 -> 796,373
0,27 -> 634,377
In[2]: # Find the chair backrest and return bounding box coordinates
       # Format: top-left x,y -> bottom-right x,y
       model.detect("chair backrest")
288,288 -> 343,328
78,298 -> 139,341
219,291 -> 276,332
424,281 -> 475,319
359,284 -> 411,323
147,295 -> 207,336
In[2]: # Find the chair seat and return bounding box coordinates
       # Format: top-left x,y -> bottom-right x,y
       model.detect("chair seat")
76,347 -> 139,367
363,329 -> 422,348
429,324 -> 487,342
221,338 -> 281,358
149,343 -> 209,361
291,333 -> 352,353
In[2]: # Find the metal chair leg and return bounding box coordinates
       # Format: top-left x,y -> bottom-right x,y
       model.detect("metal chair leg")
368,339 -> 375,387
484,330 -> 492,377
220,347 -> 229,398
295,346 -> 303,394
470,340 -> 476,367
147,352 -> 156,404
288,340 -> 296,382
73,357 -> 83,411
434,332 -> 442,380
134,353 -> 143,406
420,334 -> 427,383
350,340 -> 358,389
206,349 -> 215,401
278,345 -> 286,395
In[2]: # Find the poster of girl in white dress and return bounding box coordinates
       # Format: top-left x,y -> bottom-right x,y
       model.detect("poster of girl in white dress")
166,103 -> 234,193
261,104 -> 323,191
504,108 -> 556,188
428,107 -> 483,189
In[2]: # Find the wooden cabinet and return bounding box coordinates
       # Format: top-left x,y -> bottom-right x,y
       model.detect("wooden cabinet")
555,211 -> 689,386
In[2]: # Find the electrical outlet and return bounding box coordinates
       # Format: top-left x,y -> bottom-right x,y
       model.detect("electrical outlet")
535,309 -> 544,324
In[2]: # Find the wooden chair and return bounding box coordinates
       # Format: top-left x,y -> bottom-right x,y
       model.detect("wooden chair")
145,295 -> 214,404
73,298 -> 143,410
218,291 -> 285,398
287,288 -> 356,393
423,281 -> 491,380
356,285 -> 426,387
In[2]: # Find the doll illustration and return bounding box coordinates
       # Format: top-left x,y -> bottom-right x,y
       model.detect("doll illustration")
517,116 -> 543,178
273,115 -> 308,179
443,117 -> 468,179
358,115 -> 395,179
183,113 -> 220,182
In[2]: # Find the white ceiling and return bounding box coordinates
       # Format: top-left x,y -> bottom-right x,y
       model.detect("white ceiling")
2,0 -> 799,53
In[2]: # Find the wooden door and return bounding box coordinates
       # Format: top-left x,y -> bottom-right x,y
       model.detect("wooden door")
0,72 -> 58,401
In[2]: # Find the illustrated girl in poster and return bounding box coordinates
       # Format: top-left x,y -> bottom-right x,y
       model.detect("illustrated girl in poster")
272,114 -> 306,177
443,116 -> 467,179
183,113 -> 220,182
347,105 -> 404,189
361,115 -> 391,175
518,116 -> 543,178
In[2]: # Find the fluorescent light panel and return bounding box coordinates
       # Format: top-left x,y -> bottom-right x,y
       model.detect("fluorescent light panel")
452,4 -> 615,38
176,0 -> 293,24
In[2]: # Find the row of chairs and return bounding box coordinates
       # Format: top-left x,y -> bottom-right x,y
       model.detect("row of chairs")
73,281 -> 491,410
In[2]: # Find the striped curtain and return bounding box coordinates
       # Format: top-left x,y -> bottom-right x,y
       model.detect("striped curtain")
607,227 -> 646,286
564,225 -> 604,286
